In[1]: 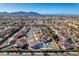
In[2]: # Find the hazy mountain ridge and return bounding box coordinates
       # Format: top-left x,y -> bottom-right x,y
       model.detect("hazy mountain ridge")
0,11 -> 79,16
0,11 -> 41,16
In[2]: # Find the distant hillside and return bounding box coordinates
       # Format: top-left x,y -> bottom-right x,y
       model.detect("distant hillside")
0,11 -> 41,16
0,11 -> 79,16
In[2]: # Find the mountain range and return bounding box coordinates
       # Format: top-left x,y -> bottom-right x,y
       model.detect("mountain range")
0,11 -> 41,16
0,11 -> 79,16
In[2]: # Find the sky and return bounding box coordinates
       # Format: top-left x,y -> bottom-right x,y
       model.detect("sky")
0,3 -> 79,15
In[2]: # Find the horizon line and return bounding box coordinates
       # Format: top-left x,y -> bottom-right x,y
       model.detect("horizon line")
0,11 -> 79,16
